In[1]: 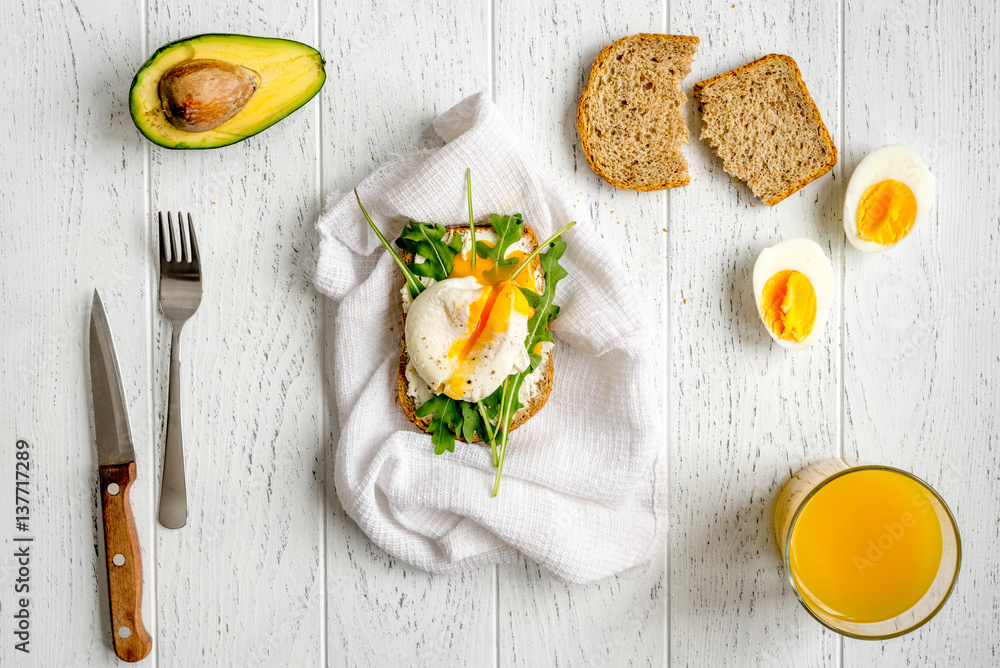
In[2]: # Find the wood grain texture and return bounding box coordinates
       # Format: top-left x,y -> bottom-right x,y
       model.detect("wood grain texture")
1,0 -> 999,666
841,0 -> 1000,665
146,3 -> 325,667
320,2 -> 496,667
668,1 -> 843,666
100,462 -> 153,662
494,2 -> 668,666
0,0 -> 152,665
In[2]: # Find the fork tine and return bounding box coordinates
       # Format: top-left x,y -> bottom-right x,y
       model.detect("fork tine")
158,212 -> 168,263
177,211 -> 190,263
168,211 -> 178,263
187,214 -> 200,267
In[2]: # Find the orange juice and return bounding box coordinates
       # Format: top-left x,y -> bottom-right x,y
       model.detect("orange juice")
788,468 -> 943,623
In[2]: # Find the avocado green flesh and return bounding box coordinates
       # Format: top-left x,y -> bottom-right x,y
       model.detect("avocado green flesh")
130,34 -> 325,149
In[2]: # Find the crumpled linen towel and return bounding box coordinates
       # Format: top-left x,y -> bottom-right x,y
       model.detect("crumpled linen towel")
313,92 -> 665,584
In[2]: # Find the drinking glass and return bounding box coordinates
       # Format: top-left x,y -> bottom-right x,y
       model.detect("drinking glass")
774,459 -> 961,639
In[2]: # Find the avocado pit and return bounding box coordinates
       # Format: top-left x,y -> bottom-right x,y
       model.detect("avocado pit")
158,59 -> 260,133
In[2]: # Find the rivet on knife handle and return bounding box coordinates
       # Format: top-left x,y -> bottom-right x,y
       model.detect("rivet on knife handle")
99,462 -> 152,662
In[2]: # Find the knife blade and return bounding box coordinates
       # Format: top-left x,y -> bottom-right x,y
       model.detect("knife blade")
89,290 -> 152,663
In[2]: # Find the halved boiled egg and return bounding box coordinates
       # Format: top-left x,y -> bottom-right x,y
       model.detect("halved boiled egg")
752,238 -> 834,350
844,145 -> 935,253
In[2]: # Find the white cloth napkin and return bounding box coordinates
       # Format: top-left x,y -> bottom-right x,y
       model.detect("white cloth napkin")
314,93 -> 665,584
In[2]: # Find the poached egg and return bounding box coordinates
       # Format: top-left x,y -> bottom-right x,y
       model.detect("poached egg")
404,239 -> 538,403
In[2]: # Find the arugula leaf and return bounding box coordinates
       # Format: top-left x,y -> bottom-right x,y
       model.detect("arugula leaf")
476,384 -> 504,463
478,384 -> 504,415
459,401 -> 484,445
491,374 -> 525,497
355,191 -> 425,298
417,395 -> 460,455
491,233 -> 571,496
466,168 -> 477,274
476,213 -> 525,267
396,221 -> 463,282
416,393 -> 497,455
519,236 -> 569,371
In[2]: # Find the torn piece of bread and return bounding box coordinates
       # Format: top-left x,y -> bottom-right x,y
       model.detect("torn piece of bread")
577,33 -> 700,191
692,54 -> 837,206
397,224 -> 554,444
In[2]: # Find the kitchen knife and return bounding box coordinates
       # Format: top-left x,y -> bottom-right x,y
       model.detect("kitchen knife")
89,290 -> 152,662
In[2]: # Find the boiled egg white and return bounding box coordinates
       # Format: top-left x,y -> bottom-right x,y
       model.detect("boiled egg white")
404,275 -> 531,403
844,144 -> 935,253
752,238 -> 834,350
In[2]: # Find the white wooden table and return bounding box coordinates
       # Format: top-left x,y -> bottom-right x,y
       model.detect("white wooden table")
2,0 -> 997,665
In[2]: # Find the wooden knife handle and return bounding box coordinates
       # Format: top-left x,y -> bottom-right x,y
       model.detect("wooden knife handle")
99,462 -> 152,662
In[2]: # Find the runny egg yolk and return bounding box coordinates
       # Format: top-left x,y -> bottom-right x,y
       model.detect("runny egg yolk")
856,179 -> 917,246
760,270 -> 817,342
450,242 -> 537,293
444,243 -> 536,399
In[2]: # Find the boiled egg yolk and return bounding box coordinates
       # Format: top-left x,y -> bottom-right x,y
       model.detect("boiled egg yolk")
856,179 -> 917,246
442,243 -> 536,400
760,270 -> 816,342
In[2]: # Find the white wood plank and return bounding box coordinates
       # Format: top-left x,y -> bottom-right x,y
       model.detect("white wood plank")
0,0 -> 152,665
493,2 -> 667,666
144,5 -> 325,666
842,0 -> 1000,665
320,1 -> 497,666
3,1 -> 1000,665
668,1 -> 843,665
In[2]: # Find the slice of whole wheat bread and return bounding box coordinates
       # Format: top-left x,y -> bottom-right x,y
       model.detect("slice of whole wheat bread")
577,33 -> 700,191
397,224 -> 553,444
692,54 -> 837,206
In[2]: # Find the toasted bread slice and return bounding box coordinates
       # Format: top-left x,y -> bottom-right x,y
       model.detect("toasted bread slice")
397,224 -> 554,444
692,54 -> 837,206
577,33 -> 700,191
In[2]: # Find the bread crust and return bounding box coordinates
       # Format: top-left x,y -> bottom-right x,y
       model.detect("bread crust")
577,33 -> 700,191
396,224 -> 554,444
692,54 -> 838,206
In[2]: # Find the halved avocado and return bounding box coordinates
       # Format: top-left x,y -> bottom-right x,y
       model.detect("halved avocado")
130,34 -> 326,149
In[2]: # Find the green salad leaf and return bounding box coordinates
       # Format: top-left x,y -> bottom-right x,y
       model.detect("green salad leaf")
459,401 -> 482,444
519,236 -> 568,371
489,235 -> 571,495
416,393 -> 496,456
466,168 -> 477,274
416,395 -> 461,455
476,213 -> 525,267
355,191 -> 425,299
491,374 -> 526,496
396,221 -> 462,282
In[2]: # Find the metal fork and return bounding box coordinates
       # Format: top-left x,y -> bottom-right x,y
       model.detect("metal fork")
157,212 -> 202,529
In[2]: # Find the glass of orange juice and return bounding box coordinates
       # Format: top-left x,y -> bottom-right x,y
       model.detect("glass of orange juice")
774,459 -> 961,639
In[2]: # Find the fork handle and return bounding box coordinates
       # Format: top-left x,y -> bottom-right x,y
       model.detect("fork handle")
159,328 -> 187,529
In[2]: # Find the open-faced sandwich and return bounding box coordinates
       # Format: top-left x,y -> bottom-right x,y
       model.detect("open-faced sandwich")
356,170 -> 573,495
